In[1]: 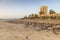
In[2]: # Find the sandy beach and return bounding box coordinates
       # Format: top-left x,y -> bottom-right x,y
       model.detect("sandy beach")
0,21 -> 59,40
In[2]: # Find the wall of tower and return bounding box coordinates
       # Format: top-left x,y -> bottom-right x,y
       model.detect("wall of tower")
40,6 -> 48,14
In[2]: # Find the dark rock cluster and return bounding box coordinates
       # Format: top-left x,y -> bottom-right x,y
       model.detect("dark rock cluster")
8,20 -> 60,34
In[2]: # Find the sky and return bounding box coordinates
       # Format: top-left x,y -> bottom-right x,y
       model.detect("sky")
0,0 -> 60,19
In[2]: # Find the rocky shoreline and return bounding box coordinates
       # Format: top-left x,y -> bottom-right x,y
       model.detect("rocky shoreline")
8,20 -> 60,34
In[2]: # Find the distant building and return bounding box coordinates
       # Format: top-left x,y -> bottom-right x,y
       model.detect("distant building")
27,6 -> 60,19
40,6 -> 48,14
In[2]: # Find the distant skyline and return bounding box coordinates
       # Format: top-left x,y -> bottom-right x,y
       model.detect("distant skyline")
0,0 -> 60,19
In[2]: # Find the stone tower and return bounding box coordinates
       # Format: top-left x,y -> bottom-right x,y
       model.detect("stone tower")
40,6 -> 48,14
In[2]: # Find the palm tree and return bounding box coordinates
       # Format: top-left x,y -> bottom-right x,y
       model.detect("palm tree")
24,16 -> 27,19
49,10 -> 56,19
31,14 -> 35,19
49,10 -> 56,14
28,14 -> 32,19
35,14 -> 38,18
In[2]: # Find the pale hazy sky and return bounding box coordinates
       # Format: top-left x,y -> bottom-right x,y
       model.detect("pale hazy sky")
0,0 -> 60,19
